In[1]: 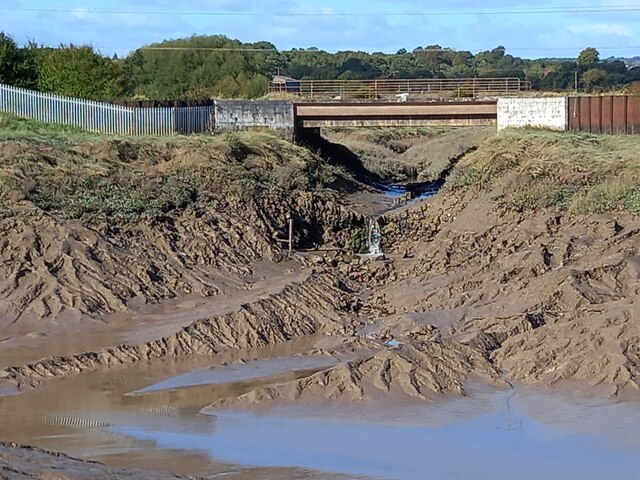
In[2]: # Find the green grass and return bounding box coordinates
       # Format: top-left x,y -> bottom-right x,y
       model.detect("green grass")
325,126 -> 494,183
448,128 -> 640,215
0,117 -> 344,224
325,126 -> 455,144
0,114 -> 99,143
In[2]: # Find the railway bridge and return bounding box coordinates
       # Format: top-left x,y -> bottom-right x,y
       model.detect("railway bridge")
292,100 -> 499,141
2,81 -> 637,136
294,101 -> 497,131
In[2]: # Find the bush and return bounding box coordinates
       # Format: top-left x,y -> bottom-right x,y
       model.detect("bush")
29,175 -> 197,223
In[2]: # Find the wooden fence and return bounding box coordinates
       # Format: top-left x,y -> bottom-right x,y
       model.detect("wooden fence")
0,84 -> 214,135
569,96 -> 640,134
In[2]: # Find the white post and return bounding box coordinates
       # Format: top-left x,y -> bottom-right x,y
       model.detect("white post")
288,217 -> 294,253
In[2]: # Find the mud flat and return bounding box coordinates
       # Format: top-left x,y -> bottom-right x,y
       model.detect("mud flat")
0,442 -> 194,480
2,125 -> 640,478
2,360 -> 640,480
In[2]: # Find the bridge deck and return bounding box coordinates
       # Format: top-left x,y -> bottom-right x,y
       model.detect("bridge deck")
294,101 -> 498,128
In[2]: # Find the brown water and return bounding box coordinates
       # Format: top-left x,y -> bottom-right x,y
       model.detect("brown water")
0,349 -> 336,477
2,353 -> 640,480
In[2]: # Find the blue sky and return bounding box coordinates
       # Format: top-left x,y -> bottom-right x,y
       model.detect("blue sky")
1,0 -> 639,58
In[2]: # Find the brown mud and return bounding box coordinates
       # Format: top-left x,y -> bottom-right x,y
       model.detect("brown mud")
375,189 -> 640,397
2,128 -> 640,478
0,272 -> 360,391
0,442 -> 193,480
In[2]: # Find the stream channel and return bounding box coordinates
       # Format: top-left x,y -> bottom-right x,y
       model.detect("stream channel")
2,183 -> 640,479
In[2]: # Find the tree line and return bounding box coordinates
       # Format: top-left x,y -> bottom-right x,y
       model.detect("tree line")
1,32 -> 639,101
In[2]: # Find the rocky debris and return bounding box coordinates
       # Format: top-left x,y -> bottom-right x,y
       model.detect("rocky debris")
1,274 -> 360,390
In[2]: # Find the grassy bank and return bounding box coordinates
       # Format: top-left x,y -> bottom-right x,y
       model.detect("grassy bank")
449,128 -> 640,215
325,126 -> 494,182
0,114 -> 96,143
0,115 -> 343,224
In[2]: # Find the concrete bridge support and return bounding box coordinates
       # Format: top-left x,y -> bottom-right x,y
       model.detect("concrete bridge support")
213,100 -> 296,140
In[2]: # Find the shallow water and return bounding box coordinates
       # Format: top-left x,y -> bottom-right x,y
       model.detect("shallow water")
2,356 -> 640,480
382,180 -> 444,202
117,390 -> 640,480
132,356 -> 340,395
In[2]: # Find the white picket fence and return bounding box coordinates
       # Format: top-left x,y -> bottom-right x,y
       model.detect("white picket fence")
0,83 -> 215,135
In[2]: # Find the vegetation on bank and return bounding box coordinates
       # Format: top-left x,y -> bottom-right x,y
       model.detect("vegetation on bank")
449,129 -> 640,215
3,113 -> 640,229
324,126 -> 493,183
1,32 -> 640,100
0,115 -> 344,224
0,114 -> 94,142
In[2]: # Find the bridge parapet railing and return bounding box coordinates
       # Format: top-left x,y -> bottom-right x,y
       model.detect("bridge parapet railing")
269,77 -> 531,101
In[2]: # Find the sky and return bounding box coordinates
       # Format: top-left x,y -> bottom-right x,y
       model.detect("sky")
0,0 -> 639,59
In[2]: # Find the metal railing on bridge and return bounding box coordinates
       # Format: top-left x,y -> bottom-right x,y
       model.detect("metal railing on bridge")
269,77 -> 531,101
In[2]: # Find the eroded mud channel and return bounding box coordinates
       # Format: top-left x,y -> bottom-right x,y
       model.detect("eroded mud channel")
3,128 -> 640,479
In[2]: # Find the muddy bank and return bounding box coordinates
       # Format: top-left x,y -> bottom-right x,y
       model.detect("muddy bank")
3,126 -> 640,478
1,272 -> 360,391
364,132 -> 640,397
0,442 -> 195,480
0,133 -> 360,332
323,126 -> 493,183
0,190 -> 356,328
208,340 -> 505,410
4,128 -> 640,400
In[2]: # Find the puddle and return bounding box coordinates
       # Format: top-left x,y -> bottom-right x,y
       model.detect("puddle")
3,357 -> 640,480
351,179 -> 445,218
114,390 -> 640,480
382,180 -> 444,200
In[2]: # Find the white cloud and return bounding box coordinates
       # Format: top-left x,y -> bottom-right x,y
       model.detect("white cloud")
567,23 -> 634,37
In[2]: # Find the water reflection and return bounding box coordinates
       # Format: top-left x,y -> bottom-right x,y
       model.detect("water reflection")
117,390 -> 640,480
2,357 -> 640,480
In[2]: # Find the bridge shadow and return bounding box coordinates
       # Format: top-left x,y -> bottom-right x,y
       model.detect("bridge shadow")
296,128 -> 386,193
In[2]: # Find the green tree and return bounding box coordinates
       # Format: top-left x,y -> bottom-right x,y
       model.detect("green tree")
112,35 -> 638,99
0,32 -> 38,88
123,35 -> 273,99
37,45 -> 125,100
577,47 -> 600,65
582,68 -> 608,91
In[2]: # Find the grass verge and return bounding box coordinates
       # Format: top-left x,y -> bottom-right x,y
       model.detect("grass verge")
448,128 -> 640,215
